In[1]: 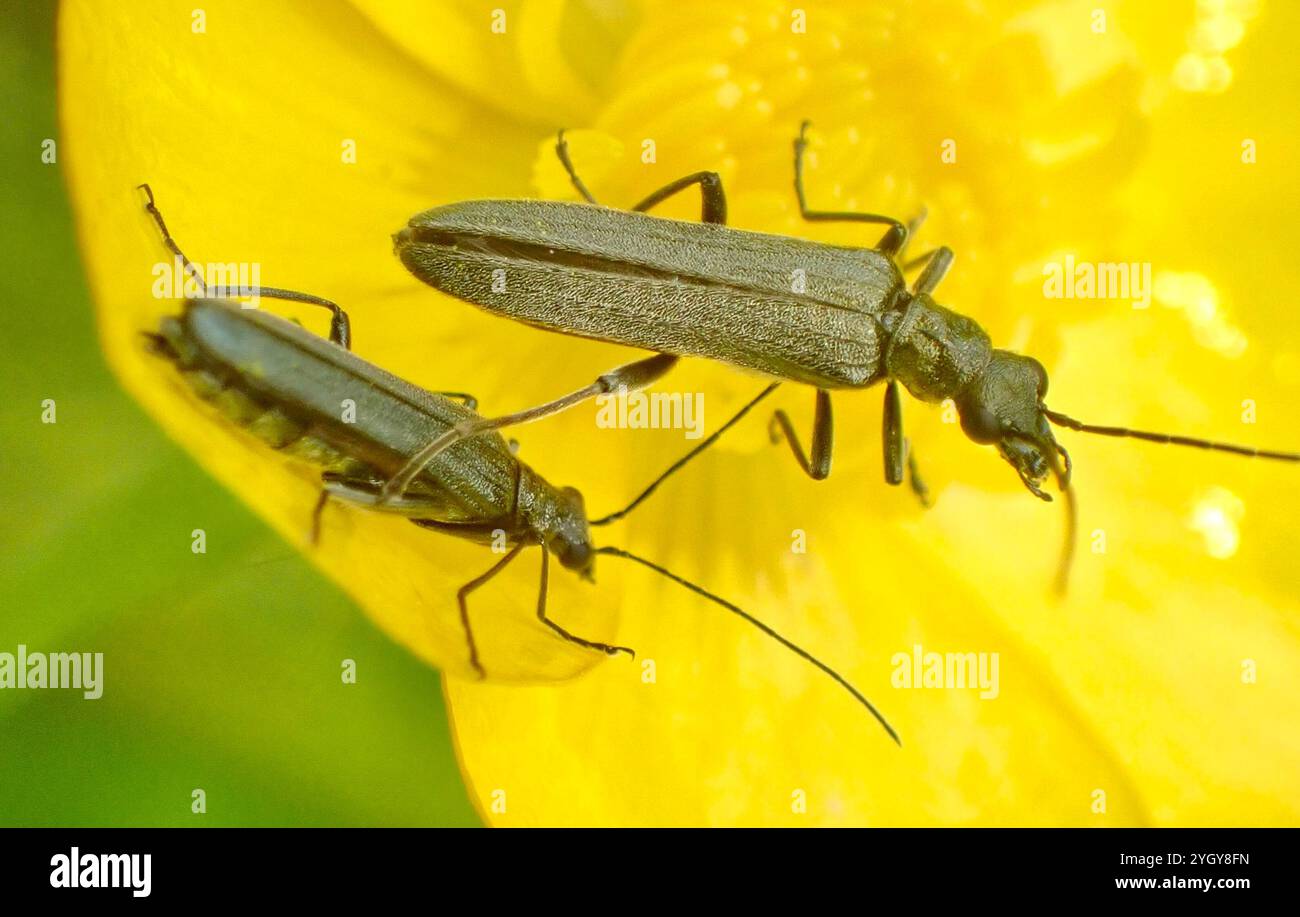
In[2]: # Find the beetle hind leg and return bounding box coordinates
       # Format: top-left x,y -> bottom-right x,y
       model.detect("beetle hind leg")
791,120 -> 909,256
138,184 -> 354,347
631,171 -> 727,224
554,129 -> 600,204
430,390 -> 478,411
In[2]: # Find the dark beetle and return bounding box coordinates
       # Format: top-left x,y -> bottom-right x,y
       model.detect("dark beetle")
138,184 -> 899,742
389,123 -> 1298,590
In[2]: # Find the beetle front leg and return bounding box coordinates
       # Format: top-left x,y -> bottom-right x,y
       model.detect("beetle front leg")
883,380 -> 931,506
534,548 -> 635,659
883,380 -> 906,486
456,543 -> 527,679
792,121 -> 909,256
769,389 -> 834,480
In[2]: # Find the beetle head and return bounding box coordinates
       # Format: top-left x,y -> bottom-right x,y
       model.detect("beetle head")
548,486 -> 596,579
956,350 -> 1070,500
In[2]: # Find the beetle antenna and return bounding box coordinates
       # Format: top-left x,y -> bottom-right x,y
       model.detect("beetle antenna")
594,545 -> 901,744
590,383 -> 781,526
1044,407 -> 1300,462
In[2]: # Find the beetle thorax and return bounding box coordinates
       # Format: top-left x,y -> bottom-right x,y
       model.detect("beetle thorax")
883,293 -> 993,403
517,468 -> 595,575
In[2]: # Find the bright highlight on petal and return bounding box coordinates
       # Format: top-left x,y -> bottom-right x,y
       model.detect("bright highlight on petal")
1153,270 -> 1248,358
1173,0 -> 1258,93
1190,487 -> 1245,559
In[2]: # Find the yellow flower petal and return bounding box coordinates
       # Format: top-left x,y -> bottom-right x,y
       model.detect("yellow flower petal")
62,0 -> 1300,826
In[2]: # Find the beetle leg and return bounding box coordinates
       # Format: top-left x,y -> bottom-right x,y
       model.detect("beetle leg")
590,383 -> 780,526
554,131 -> 728,222
456,542 -> 528,679
139,184 -> 354,348
554,129 -> 599,204
308,469 -> 437,545
319,471 -> 443,518
768,389 -> 834,480
312,468 -> 434,546
534,547 -> 635,658
377,354 -> 680,506
791,121 -> 908,256
896,209 -> 928,262
247,286 -> 353,348
901,249 -> 936,272
631,171 -> 727,224
308,490 -> 330,545
429,391 -> 478,412
883,380 -> 905,486
905,246 -> 954,297
906,439 -> 931,508
883,381 -> 932,505
884,381 -> 932,506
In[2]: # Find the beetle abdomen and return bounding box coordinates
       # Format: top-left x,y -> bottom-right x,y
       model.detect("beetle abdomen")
150,299 -> 521,522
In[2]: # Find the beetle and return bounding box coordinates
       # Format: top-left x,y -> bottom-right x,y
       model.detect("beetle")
384,122 -> 1299,590
137,185 -> 898,742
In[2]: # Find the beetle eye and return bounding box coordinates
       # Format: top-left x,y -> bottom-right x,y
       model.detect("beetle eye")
1030,358 -> 1049,399
959,402 -> 1002,444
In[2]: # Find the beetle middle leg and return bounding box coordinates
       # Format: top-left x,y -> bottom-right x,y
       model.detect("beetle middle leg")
768,388 -> 834,480
534,548 -> 634,659
895,209 -> 928,263
309,490 -> 330,545
906,443 -> 931,507
310,470 -> 449,546
791,121 -> 909,256
902,246 -> 954,297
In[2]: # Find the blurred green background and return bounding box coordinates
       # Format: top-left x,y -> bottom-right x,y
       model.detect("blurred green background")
0,1 -> 479,827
